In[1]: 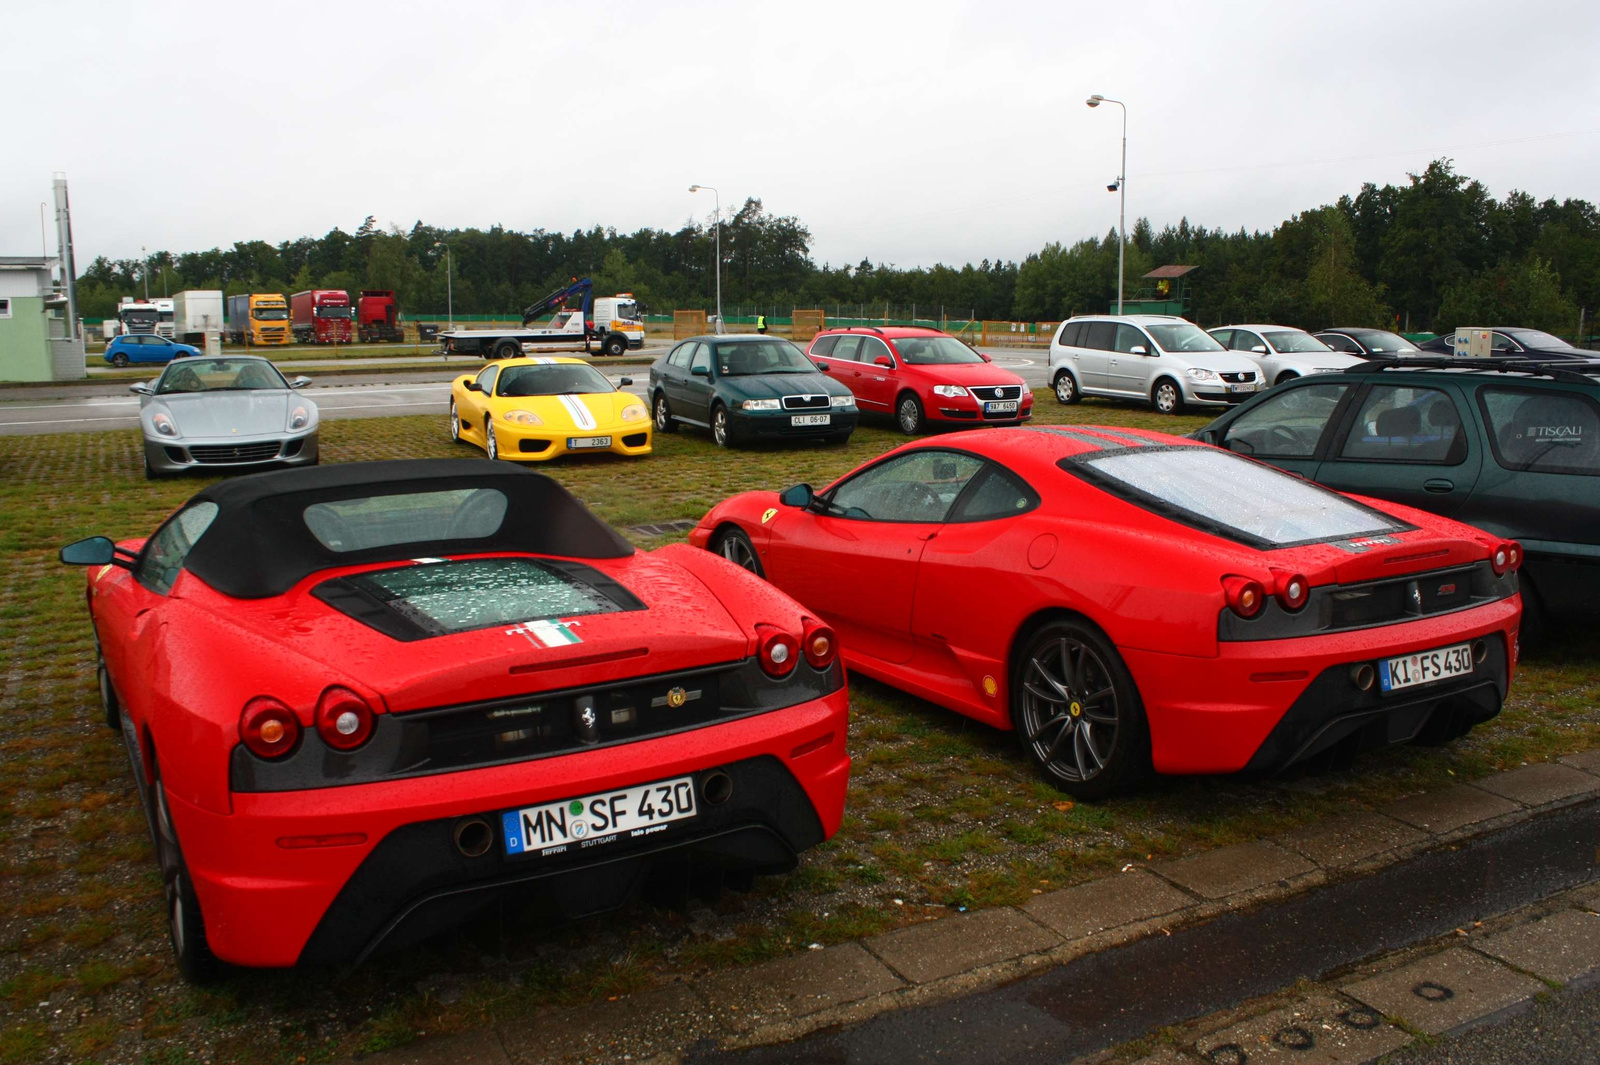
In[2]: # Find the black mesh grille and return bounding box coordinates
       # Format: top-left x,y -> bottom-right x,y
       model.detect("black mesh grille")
1219,371 -> 1257,383
782,394 -> 830,410
971,385 -> 1023,402
189,441 -> 282,463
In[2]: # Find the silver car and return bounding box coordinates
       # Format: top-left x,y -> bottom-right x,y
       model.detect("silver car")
132,355 -> 319,478
1048,315 -> 1264,414
1207,324 -> 1363,387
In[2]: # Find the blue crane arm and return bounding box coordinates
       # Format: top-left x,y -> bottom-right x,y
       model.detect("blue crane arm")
521,278 -> 593,327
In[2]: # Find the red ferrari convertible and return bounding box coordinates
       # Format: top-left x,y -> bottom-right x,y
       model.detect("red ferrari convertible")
61,460 -> 848,979
691,427 -> 1522,797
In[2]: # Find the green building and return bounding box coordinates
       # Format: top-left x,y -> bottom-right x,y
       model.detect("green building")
0,256 -> 84,382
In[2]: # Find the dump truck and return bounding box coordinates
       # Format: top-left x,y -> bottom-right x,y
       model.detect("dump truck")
357,290 -> 404,342
436,279 -> 644,359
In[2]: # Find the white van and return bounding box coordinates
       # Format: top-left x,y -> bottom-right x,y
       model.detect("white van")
1048,315 -> 1264,414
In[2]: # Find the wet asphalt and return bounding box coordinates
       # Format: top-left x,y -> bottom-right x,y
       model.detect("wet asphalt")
690,797 -> 1600,1064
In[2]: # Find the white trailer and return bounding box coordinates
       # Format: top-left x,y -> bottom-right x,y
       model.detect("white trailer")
171,290 -> 225,345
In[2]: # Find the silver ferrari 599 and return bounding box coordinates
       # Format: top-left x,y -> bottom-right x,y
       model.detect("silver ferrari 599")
132,355 -> 320,479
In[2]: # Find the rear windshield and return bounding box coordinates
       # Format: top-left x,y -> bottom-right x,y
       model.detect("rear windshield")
1263,330 -> 1333,353
338,558 -> 625,636
498,363 -> 612,396
304,488 -> 507,553
1074,447 -> 1402,547
1348,330 -> 1417,353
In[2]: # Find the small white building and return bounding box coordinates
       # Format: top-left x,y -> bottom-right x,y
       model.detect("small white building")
0,256 -> 84,382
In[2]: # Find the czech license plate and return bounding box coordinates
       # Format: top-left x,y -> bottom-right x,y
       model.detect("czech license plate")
1228,383 -> 1257,394
568,436 -> 612,449
501,775 -> 698,858
1379,642 -> 1473,693
985,400 -> 1020,413
791,414 -> 831,427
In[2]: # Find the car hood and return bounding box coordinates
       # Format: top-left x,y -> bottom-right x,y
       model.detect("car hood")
151,391 -> 297,438
902,361 -> 1027,386
1166,350 -> 1265,374
1268,351 -> 1364,372
719,372 -> 849,400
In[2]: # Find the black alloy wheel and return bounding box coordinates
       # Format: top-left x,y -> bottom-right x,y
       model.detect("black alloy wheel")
96,638 -> 120,730
112,353 -> 129,367
711,527 -> 764,577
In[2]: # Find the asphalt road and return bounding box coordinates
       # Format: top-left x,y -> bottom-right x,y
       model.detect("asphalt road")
0,350 -> 1049,437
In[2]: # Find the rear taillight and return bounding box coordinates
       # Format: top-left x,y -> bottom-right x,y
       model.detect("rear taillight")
1491,540 -> 1522,575
240,697 -> 300,759
316,686 -> 375,751
756,624 -> 800,678
1222,575 -> 1267,619
802,618 -> 837,669
1276,573 -> 1310,612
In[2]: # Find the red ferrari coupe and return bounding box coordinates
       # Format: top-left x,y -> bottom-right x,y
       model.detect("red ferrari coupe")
61,460 -> 848,979
691,427 -> 1523,797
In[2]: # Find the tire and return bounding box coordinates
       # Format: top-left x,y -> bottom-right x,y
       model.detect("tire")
711,404 -> 734,448
653,392 -> 678,433
485,420 -> 499,461
493,340 -> 520,361
1517,573 -> 1547,653
1011,618 -> 1150,799
1275,371 -> 1299,387
1152,377 -> 1185,415
1053,370 -> 1080,405
151,776 -> 219,983
144,456 -> 160,480
449,401 -> 463,443
112,353 -> 129,368
95,639 -> 120,731
710,526 -> 764,578
603,332 -> 628,357
896,392 -> 925,434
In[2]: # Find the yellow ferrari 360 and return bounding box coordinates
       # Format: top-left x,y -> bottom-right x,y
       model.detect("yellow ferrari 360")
449,357 -> 653,461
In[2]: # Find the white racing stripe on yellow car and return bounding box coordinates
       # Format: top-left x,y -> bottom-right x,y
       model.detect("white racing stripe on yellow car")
556,393 -> 598,431
532,357 -> 556,365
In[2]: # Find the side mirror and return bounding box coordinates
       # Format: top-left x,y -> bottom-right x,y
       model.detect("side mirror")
1194,428 -> 1219,445
619,376 -> 633,386
779,483 -> 814,509
690,365 -> 710,377
1129,345 -> 1148,356
1252,345 -> 1268,354
874,355 -> 894,368
979,352 -> 992,362
814,361 -> 830,372
289,376 -> 312,389
466,380 -> 484,392
129,383 -> 154,396
60,536 -> 118,566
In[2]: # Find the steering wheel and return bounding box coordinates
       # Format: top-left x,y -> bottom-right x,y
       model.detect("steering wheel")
1268,425 -> 1307,451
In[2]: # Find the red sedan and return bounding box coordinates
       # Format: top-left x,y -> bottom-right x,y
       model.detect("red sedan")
61,460 -> 848,979
806,326 -> 1033,434
691,427 -> 1522,797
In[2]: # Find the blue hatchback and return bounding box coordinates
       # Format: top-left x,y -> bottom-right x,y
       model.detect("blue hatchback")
104,334 -> 199,368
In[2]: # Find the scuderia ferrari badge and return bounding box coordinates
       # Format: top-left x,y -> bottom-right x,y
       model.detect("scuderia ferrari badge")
761,508 -> 778,524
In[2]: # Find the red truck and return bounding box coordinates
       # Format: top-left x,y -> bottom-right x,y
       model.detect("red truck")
290,289 -> 354,344
357,290 -> 404,342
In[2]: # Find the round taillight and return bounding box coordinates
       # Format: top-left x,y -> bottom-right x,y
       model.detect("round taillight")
757,625 -> 800,678
1222,575 -> 1267,619
1491,544 -> 1509,575
1277,573 -> 1310,612
240,697 -> 301,759
316,687 -> 374,751
1505,541 -> 1522,572
802,618 -> 837,669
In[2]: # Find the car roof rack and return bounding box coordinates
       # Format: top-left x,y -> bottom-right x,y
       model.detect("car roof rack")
1341,355 -> 1598,385
835,325 -> 887,335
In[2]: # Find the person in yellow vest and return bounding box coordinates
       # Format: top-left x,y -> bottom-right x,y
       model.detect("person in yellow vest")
756,314 -> 768,335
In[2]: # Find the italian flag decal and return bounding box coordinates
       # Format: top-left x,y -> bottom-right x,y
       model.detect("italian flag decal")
527,620 -> 582,647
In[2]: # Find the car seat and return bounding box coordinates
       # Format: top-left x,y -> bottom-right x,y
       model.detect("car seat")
163,366 -> 203,392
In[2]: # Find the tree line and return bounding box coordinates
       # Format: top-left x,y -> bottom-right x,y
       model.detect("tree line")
76,160 -> 1598,336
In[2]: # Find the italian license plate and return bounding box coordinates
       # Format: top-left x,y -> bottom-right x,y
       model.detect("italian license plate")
1228,383 -> 1257,394
567,436 -> 612,449
1379,642 -> 1473,693
985,400 -> 1019,413
791,414 -> 831,427
501,775 -> 698,858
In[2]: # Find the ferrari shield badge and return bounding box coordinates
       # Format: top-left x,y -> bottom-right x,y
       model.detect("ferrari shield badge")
761,508 -> 778,525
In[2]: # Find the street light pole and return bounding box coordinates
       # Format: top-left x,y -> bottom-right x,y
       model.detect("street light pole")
1086,94 -> 1127,315
433,241 -> 453,329
689,184 -> 723,333
141,245 -> 150,300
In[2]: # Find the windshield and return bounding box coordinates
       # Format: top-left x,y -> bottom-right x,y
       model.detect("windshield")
497,363 -> 613,396
156,358 -> 288,394
304,488 -> 507,553
895,336 -> 984,365
316,306 -> 353,318
1263,330 -> 1333,354
121,311 -> 158,328
1349,330 -> 1416,354
330,557 -> 624,636
714,340 -> 815,375
1504,329 -> 1570,349
1146,324 -> 1227,353
1078,447 -> 1401,546
614,301 -> 638,320
254,308 -> 289,320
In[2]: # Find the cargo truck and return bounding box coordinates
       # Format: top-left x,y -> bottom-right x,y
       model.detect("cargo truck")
153,298 -> 176,339
226,293 -> 291,345
291,289 -> 354,344
357,290 -> 404,342
117,297 -> 160,336
171,290 -> 224,345
437,279 -> 644,359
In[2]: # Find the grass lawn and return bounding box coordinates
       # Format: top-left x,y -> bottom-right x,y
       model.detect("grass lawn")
0,396 -> 1596,1064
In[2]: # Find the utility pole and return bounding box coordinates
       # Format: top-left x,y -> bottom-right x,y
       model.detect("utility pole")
1087,95 -> 1127,314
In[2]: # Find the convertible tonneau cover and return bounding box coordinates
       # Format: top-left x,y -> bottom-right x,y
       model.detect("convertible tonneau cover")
183,459 -> 634,599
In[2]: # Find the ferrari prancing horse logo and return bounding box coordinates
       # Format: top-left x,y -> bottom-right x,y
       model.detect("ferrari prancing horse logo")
761,508 -> 778,525
666,687 -> 688,708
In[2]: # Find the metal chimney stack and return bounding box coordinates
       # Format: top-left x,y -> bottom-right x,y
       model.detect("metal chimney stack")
52,172 -> 79,340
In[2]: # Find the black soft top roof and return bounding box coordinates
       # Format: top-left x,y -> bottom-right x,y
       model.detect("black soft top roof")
182,459 -> 633,599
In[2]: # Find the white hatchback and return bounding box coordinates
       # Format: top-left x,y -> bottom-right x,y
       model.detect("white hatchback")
1048,315 -> 1264,414
1207,324 -> 1364,387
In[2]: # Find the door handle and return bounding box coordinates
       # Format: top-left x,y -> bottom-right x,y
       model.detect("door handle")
1423,479 -> 1454,493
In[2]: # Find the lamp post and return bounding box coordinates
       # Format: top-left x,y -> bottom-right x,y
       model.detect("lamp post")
141,245 -> 150,300
1086,94 -> 1127,315
688,184 -> 723,333
433,241 -> 453,330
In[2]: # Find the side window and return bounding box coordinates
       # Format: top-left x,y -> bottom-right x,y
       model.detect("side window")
1232,330 -> 1263,352
136,502 -> 220,595
1114,324 -> 1150,354
475,365 -> 499,394
810,335 -> 840,357
666,342 -> 691,367
827,451 -> 985,523
1056,322 -> 1083,347
1084,322 -> 1117,350
1320,333 -> 1359,353
1338,385 -> 1466,464
859,337 -> 894,367
1209,329 -> 1234,349
1479,387 -> 1600,476
1491,332 -> 1522,353
831,336 -> 863,362
1223,383 -> 1351,458
689,343 -> 711,375
950,464 -> 1040,522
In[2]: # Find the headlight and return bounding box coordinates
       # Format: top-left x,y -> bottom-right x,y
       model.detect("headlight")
620,403 -> 647,421
932,385 -> 968,398
830,394 -> 856,408
289,405 -> 310,430
502,409 -> 543,425
1186,368 -> 1219,381
152,412 -> 178,437
741,399 -> 781,411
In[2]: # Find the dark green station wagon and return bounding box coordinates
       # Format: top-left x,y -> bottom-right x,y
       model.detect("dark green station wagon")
1195,357 -> 1600,639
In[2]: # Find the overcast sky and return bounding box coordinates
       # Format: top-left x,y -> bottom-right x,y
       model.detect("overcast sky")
5,0 -> 1597,273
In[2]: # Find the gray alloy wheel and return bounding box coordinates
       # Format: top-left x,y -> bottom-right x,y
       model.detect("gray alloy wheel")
1014,619 -> 1148,798
896,392 -> 924,434
112,353 -> 129,367
654,392 -> 677,433
449,401 -> 462,442
1152,378 -> 1184,415
485,421 -> 499,460
711,526 -> 764,578
1053,371 -> 1079,405
711,405 -> 731,447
